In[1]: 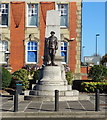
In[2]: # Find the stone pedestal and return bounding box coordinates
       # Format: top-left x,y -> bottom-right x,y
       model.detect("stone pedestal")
36,66 -> 67,92
30,65 -> 79,101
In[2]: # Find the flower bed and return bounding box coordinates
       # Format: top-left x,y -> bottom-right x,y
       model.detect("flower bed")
81,82 -> 107,93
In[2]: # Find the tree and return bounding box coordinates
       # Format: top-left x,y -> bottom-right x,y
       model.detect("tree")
88,65 -> 107,82
11,69 -> 29,90
1,68 -> 12,89
66,71 -> 73,85
101,54 -> 107,65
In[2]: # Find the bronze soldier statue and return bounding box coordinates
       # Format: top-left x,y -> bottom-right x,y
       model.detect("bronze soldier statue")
47,31 -> 58,66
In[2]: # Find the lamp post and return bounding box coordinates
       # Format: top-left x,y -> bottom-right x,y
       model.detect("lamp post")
96,34 -> 100,56
5,49 -> 10,67
82,46 -> 85,62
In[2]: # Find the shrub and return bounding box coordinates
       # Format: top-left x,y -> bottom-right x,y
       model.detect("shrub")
1,68 -> 12,89
64,65 -> 73,85
66,71 -> 73,85
33,69 -> 40,81
88,65 -> 107,82
11,69 -> 29,90
81,82 -> 107,93
100,54 -> 107,65
22,64 -> 40,76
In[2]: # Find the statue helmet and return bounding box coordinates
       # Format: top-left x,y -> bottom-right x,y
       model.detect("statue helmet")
50,31 -> 55,34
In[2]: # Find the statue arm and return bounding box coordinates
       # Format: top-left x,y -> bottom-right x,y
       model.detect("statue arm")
46,38 -> 49,48
55,37 -> 58,50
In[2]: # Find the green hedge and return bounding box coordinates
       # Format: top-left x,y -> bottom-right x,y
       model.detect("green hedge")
11,69 -> 29,90
88,65 -> 107,82
66,71 -> 73,85
1,68 -> 12,89
81,82 -> 107,93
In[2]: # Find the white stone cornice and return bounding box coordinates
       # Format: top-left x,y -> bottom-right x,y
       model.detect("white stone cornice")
0,34 -> 10,41
24,33 -> 39,44
60,34 -> 70,42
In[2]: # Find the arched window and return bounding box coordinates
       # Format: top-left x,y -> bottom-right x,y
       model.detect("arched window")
26,41 -> 38,63
61,42 -> 67,63
0,40 -> 8,63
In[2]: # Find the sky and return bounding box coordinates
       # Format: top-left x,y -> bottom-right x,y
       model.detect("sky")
82,1 -> 105,61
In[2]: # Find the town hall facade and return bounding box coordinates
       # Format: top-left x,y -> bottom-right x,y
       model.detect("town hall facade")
0,0 -> 85,79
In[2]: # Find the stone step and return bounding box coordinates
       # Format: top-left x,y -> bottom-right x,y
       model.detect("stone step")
29,90 -> 79,96
79,93 -> 90,100
24,95 -> 79,101
24,95 -> 90,101
24,90 -> 90,101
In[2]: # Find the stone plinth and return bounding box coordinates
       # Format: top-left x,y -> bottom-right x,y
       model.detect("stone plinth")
30,65 -> 80,101
36,66 -> 67,91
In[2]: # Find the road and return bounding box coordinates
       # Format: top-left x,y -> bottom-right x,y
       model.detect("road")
2,118 -> 107,120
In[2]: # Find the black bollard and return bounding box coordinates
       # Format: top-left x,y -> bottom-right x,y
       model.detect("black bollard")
95,89 -> 100,111
55,90 -> 59,111
14,90 -> 18,112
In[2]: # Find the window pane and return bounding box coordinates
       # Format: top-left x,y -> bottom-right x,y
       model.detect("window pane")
28,42 -> 30,45
31,46 -> 33,50
64,46 -> 67,50
33,46 -> 37,50
61,42 -> 67,63
61,51 -> 65,56
27,41 -> 38,63
61,47 -> 63,50
2,14 -> 8,25
64,42 -> 67,46
27,51 -> 37,62
28,15 -> 38,26
28,46 -> 30,50
60,16 -> 67,27
0,4 -> 8,26
28,4 -> 38,26
58,4 -> 68,27
61,51 -> 67,62
6,4 -> 8,8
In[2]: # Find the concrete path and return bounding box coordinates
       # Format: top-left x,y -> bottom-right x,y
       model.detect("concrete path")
0,93 -> 107,119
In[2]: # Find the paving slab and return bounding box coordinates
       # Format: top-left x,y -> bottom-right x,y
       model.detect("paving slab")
79,100 -> 95,111
0,93 -> 107,120
67,101 -> 85,111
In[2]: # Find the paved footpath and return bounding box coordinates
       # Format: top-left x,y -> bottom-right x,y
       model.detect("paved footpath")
0,93 -> 107,120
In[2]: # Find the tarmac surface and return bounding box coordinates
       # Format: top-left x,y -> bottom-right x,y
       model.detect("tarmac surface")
0,93 -> 107,120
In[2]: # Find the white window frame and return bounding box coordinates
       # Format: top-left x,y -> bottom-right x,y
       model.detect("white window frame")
26,3 -> 38,27
0,3 -> 9,27
56,3 -> 68,28
25,41 -> 38,64
0,40 -> 8,64
61,41 -> 68,64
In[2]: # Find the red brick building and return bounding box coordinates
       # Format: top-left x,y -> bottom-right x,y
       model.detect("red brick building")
0,0 -> 85,80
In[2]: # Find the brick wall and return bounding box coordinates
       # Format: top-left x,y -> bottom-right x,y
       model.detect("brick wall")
81,66 -> 91,80
10,2 -> 25,72
69,2 -> 77,73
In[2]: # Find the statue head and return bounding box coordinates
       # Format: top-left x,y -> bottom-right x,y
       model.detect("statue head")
50,31 -> 55,36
